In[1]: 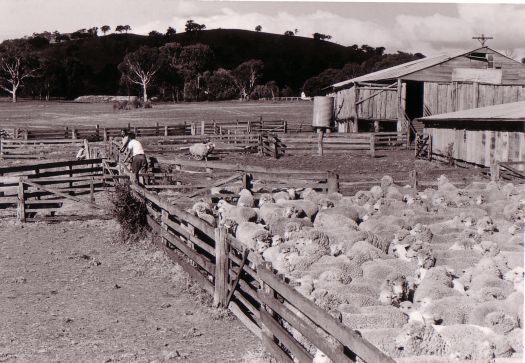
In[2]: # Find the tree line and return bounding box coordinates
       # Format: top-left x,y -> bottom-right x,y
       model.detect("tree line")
0,25 -> 427,102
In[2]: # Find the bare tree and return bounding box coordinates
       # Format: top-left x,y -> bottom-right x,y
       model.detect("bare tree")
504,49 -> 516,59
0,40 -> 40,102
231,59 -> 264,100
118,46 -> 163,102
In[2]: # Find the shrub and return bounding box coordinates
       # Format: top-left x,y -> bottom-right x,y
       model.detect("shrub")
110,183 -> 148,241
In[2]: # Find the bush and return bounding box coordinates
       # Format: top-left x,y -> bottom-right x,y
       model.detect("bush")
110,183 -> 148,241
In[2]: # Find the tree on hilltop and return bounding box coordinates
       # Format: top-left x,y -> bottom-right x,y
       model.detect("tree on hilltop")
101,25 -> 111,35
123,25 -> 131,33
284,30 -> 294,36
115,25 -> 125,33
166,27 -> 176,37
118,46 -> 163,102
255,25 -> 262,32
185,20 -> 206,33
0,40 -> 40,102
313,32 -> 332,41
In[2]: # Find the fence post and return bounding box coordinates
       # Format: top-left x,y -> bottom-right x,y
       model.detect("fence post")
191,123 -> 196,136
327,171 -> 339,194
214,227 -> 229,307
317,129 -> 324,156
201,120 -> 205,135
370,134 -> 375,158
490,161 -> 500,182
84,139 -> 90,159
409,170 -> 418,189
161,209 -> 169,246
283,120 -> 287,133
258,262 -> 277,349
71,126 -> 76,139
95,124 -> 100,140
164,125 -> 168,137
427,136 -> 433,161
103,128 -> 108,142
89,179 -> 95,204
155,122 -> 159,136
17,178 -> 26,223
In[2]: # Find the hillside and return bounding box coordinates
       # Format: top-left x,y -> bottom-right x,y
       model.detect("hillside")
3,29 -> 421,99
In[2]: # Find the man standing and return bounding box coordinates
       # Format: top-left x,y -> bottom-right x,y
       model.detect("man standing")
123,132 -> 147,185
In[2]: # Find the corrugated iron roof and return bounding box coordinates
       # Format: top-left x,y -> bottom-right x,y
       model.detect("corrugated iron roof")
419,101 -> 525,122
330,47 -> 507,90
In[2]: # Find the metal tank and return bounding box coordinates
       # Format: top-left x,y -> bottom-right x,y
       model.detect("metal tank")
312,96 -> 334,128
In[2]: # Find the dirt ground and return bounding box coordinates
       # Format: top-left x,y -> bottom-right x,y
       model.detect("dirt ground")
0,218 -> 262,363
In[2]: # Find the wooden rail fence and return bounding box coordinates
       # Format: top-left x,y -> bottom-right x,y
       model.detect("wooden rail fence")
118,167 -> 393,363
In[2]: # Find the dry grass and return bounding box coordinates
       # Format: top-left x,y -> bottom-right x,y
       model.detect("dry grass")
110,183 -> 148,242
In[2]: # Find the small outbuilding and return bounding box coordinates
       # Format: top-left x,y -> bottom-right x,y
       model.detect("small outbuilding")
418,101 -> 525,167
327,46 -> 525,136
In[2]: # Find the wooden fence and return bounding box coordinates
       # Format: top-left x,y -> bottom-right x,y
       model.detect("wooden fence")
0,158 -> 120,222
260,132 -> 407,158
121,172 -> 393,363
0,138 -> 85,159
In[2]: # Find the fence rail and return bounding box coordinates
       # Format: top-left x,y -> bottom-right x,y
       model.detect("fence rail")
116,165 -> 393,363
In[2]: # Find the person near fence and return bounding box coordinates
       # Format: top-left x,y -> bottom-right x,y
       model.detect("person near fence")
123,132 -> 148,185
119,128 -> 130,152
75,145 -> 87,160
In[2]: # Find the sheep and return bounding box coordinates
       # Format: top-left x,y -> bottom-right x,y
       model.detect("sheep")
276,199 -> 318,220
190,201 -> 216,226
468,299 -> 522,329
413,266 -> 462,303
268,217 -> 313,238
467,272 -> 514,301
257,193 -> 274,207
379,272 -> 409,306
433,324 -> 514,360
272,190 -> 292,202
361,258 -> 418,283
235,222 -> 272,254
419,295 -> 479,325
502,266 -> 524,294
217,202 -> 258,226
394,322 -> 449,357
307,255 -> 363,282
315,205 -> 360,222
237,188 -> 255,208
342,305 -> 408,329
398,301 -> 437,325
189,142 -> 215,160
314,212 -> 358,232
258,203 -> 297,225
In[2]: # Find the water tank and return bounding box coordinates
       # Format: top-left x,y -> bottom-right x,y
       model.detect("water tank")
312,96 -> 334,128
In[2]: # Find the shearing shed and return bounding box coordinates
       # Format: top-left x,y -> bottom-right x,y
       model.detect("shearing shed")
418,101 -> 525,168
327,46 -> 525,138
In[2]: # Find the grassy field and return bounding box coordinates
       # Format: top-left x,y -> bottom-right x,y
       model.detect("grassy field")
0,99 -> 313,129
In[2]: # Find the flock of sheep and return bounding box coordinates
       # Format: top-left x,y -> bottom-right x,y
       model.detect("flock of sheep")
184,174 -> 523,363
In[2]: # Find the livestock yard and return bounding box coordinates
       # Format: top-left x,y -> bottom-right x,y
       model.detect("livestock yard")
0,100 -> 524,363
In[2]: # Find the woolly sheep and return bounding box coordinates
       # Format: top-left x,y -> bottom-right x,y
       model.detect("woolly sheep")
316,205 -> 360,222
268,217 -> 313,238
237,188 -> 255,207
361,258 -> 418,282
307,255 -> 362,283
235,222 -> 272,253
276,199 -> 318,219
420,295 -> 478,325
314,213 -> 358,232
189,142 -> 215,160
413,266 -> 462,303
433,324 -> 514,360
257,193 -> 274,207
394,322 -> 449,357
217,200 -> 258,225
379,272 -> 409,306
342,305 -> 407,329
502,267 -> 524,294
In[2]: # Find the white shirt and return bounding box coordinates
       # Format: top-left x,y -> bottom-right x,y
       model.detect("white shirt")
121,135 -> 129,147
127,139 -> 145,156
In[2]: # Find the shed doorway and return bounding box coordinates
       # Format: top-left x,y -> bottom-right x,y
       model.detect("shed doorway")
404,80 -> 424,140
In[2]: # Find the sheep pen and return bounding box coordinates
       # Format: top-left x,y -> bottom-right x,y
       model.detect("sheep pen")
174,170 -> 524,362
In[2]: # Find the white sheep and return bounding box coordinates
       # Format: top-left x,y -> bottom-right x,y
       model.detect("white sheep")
237,188 -> 255,208
276,199 -> 318,220
217,200 -> 258,225
235,221 -> 272,254
502,266 -> 524,294
189,142 -> 215,160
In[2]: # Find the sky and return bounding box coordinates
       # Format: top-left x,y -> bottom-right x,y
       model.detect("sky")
0,0 -> 524,60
